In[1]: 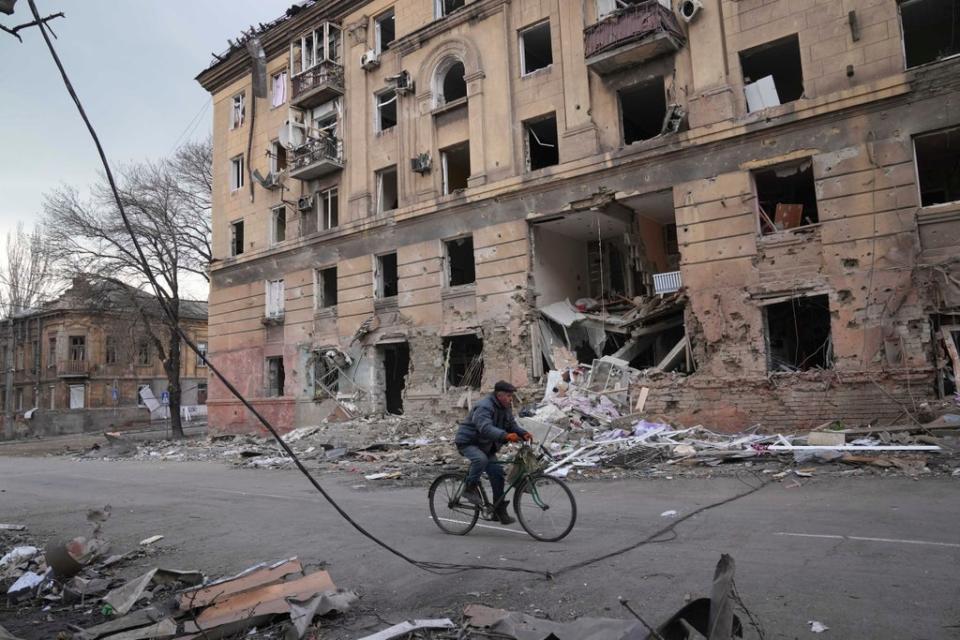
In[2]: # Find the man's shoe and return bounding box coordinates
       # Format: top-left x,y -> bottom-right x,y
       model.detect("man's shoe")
462,484 -> 482,507
495,501 -> 515,525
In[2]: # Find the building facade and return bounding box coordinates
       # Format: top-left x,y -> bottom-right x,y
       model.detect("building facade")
198,0 -> 960,433
0,279 -> 209,438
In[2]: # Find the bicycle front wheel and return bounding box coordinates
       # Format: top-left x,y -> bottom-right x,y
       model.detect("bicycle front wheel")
514,473 -> 577,542
428,472 -> 479,535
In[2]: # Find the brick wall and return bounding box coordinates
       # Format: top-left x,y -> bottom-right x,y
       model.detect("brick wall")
637,369 -> 936,432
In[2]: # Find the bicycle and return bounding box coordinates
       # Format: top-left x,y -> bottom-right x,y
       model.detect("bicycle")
428,442 -> 577,542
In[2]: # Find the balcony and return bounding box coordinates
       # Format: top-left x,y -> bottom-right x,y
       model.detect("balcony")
291,62 -> 344,110
289,135 -> 343,181
584,1 -> 685,75
57,359 -> 90,378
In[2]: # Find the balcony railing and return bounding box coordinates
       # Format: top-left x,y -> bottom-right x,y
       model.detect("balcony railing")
57,359 -> 90,377
584,1 -> 684,75
291,61 -> 344,109
653,270 -> 683,295
289,135 -> 344,181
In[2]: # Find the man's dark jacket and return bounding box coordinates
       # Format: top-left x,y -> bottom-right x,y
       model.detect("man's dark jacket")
455,393 -> 529,453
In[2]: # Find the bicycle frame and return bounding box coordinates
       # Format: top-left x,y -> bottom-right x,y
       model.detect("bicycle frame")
457,443 -> 551,512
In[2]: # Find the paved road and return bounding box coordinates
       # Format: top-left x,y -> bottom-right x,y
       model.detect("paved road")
1,457 -> 958,639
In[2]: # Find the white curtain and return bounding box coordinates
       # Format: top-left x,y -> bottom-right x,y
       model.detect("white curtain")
272,72 -> 287,108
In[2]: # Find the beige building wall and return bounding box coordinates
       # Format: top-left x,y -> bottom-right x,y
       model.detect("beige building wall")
199,0 -> 960,433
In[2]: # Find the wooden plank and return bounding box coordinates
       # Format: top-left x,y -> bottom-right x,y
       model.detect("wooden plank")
186,571 -> 336,632
775,203 -> 804,229
178,558 -> 302,610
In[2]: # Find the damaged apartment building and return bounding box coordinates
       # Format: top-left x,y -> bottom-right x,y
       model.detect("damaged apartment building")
197,0 -> 960,432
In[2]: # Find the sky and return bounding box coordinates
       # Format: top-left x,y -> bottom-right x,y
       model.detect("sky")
0,0 -> 293,298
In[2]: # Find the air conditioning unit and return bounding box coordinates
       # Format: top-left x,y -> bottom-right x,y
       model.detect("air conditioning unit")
360,49 -> 380,70
410,153 -> 432,174
387,70 -> 414,95
297,195 -> 314,211
678,0 -> 702,23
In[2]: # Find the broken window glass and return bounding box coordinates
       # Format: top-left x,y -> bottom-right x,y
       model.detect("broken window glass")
230,220 -> 244,256
375,9 -> 395,54
265,279 -> 285,318
740,35 -> 803,112
441,143 -> 470,194
271,206 -> 286,244
619,76 -> 667,144
377,166 -> 399,212
266,357 -> 285,397
914,126 -> 960,206
376,89 -> 398,131
318,187 -> 339,229
231,93 -> 245,128
525,114 -> 559,170
230,155 -> 244,191
442,334 -> 484,388
900,0 -> 960,68
316,267 -> 338,308
441,61 -> 467,104
436,0 -> 465,18
765,295 -> 833,371
520,21 -> 553,75
377,253 -> 399,298
445,236 -> 476,286
753,160 -> 819,234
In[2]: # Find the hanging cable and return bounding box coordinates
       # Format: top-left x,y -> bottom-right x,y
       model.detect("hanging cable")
26,2 -> 774,584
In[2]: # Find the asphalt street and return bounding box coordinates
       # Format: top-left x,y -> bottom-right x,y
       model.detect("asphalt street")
0,457 -> 957,639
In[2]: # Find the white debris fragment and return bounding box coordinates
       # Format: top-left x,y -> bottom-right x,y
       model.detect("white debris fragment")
139,535 -> 164,546
660,510 -> 678,518
808,620 -> 829,633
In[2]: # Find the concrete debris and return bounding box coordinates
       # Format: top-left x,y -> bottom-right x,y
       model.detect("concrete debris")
0,624 -> 23,640
0,525 -> 27,532
138,535 -> 164,546
0,508 -> 355,640
808,620 -> 829,633
102,568 -> 158,616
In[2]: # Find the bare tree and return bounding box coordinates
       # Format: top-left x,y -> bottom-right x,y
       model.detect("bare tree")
0,222 -> 55,317
42,139 -> 212,438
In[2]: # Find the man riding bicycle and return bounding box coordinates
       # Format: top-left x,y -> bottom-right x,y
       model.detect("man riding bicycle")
455,380 -> 532,525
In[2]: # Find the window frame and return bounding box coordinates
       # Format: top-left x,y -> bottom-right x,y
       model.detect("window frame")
230,219 -> 245,256
374,8 -> 396,54
196,341 -> 208,368
265,279 -> 286,318
315,266 -> 339,310
375,252 -> 399,299
519,20 -> 553,77
230,155 -> 245,192
441,142 -> 471,195
376,166 -> 399,213
269,139 -> 287,174
443,235 -> 476,287
435,0 -> 465,19
230,92 -> 245,129
318,187 -> 339,230
271,70 -> 287,108
270,205 -> 287,245
375,88 -> 398,133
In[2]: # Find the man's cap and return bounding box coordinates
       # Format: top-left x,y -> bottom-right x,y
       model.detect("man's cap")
494,380 -> 517,393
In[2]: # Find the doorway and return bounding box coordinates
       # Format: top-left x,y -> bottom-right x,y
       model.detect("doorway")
380,343 -> 409,415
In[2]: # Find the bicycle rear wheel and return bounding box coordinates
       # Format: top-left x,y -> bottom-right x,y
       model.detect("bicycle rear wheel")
514,473 -> 577,542
428,472 -> 479,535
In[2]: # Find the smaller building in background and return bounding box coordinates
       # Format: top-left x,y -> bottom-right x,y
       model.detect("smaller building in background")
0,278 -> 208,439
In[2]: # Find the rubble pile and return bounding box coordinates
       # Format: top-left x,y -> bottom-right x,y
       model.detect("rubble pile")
0,519 -> 356,640
73,359 -> 960,484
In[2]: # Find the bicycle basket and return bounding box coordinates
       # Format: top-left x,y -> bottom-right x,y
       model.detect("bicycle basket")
507,446 -> 543,483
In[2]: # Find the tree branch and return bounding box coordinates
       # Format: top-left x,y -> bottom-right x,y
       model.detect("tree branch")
0,10 -> 63,42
